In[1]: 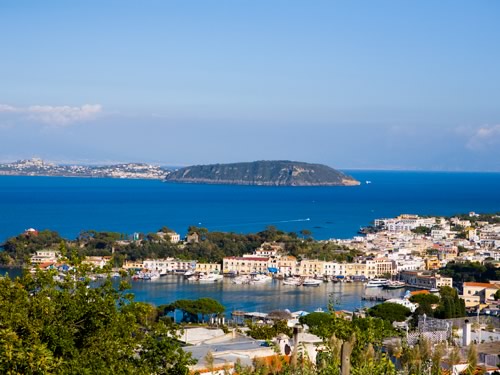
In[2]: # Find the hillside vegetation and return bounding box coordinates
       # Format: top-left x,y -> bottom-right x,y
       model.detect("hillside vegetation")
165,160 -> 360,186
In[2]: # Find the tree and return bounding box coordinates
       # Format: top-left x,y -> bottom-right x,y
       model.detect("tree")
299,312 -> 335,338
300,229 -> 312,239
166,298 -> 225,323
410,293 -> 440,317
368,303 -> 411,322
411,226 -> 431,235
494,289 -> 500,301
246,320 -> 292,341
434,286 -> 466,319
0,267 -> 194,374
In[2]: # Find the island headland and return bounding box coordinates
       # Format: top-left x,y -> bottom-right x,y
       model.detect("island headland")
165,160 -> 360,186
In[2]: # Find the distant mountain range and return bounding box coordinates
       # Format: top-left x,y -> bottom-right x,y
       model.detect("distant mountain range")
165,160 -> 360,186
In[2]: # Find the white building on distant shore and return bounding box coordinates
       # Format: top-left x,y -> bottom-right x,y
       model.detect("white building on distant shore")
30,250 -> 61,264
375,214 -> 437,232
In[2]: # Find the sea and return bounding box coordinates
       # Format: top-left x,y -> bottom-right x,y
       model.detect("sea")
1,171 -> 500,313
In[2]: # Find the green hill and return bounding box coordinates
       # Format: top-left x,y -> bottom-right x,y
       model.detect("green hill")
164,160 -> 360,186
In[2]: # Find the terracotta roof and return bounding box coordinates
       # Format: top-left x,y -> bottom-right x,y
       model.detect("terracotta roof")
38,261 -> 56,269
464,282 -> 499,289
225,257 -> 269,261
410,290 -> 430,296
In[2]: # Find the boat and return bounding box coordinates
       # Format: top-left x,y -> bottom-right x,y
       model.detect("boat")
143,272 -> 160,281
383,281 -> 406,289
302,278 -> 322,287
183,270 -> 195,278
198,273 -> 223,283
365,278 -> 389,288
249,274 -> 272,284
283,278 -> 302,286
232,275 -> 251,284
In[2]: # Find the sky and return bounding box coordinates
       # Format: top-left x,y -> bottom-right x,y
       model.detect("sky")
1,1 -> 499,171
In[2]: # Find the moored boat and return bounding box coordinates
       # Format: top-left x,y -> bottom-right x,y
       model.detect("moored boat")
302,278 -> 322,287
383,281 -> 406,289
198,272 -> 223,282
282,278 -> 302,286
249,274 -> 272,284
365,278 -> 389,288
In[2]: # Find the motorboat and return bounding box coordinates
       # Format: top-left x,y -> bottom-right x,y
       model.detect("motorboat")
365,278 -> 389,288
143,272 -> 160,281
232,275 -> 251,285
302,278 -> 322,287
183,270 -> 195,278
283,278 -> 302,286
198,273 -> 223,282
383,281 -> 406,289
249,274 -> 272,284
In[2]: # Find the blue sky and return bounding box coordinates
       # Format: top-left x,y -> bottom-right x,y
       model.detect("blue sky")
1,1 -> 499,170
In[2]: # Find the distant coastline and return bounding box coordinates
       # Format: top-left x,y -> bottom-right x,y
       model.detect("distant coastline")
1,158 -> 360,186
0,158 -> 169,180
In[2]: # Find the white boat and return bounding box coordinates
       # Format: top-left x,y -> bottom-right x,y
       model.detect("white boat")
143,272 -> 160,281
283,278 -> 302,286
365,278 -> 389,288
232,275 -> 251,285
383,281 -> 406,289
183,270 -> 195,278
302,278 -> 322,287
198,273 -> 223,282
249,274 -> 272,284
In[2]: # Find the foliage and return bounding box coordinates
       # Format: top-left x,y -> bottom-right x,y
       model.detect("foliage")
0,266 -> 194,374
494,289 -> 500,301
299,312 -> 333,338
438,261 -> 500,284
163,298 -> 225,323
411,226 -> 431,235
368,302 -> 412,322
2,225 -> 363,266
399,338 -> 432,375
434,286 -> 466,319
449,212 -> 500,225
410,293 -> 440,316
1,230 -> 63,265
246,320 -> 292,341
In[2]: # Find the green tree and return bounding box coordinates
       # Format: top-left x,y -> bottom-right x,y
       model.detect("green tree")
246,320 -> 292,341
166,298 -> 225,323
368,303 -> 411,322
0,267 -> 194,374
435,286 -> 466,319
494,289 -> 500,301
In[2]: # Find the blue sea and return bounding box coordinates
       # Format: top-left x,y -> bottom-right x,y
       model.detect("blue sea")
1,171 -> 500,242
2,171 -> 499,313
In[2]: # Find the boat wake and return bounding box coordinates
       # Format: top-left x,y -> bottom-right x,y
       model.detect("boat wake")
208,218 -> 312,229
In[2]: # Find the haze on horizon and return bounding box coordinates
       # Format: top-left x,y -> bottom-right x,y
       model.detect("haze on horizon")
1,1 -> 499,171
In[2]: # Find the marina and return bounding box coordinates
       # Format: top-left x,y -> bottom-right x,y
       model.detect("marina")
121,274 -> 406,314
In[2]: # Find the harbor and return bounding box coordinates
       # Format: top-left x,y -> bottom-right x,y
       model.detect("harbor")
121,274 -> 406,314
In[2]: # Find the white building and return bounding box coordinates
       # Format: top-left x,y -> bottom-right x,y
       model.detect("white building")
30,251 -> 61,264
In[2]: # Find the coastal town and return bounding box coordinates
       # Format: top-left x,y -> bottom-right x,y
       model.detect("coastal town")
6,212 -> 500,374
0,157 -> 170,179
